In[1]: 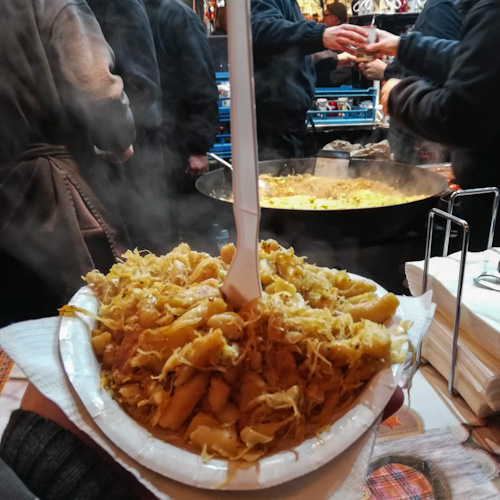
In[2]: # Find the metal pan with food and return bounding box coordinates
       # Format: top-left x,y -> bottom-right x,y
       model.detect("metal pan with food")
196,158 -> 448,244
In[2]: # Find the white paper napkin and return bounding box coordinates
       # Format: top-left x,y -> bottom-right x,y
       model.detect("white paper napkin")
406,247 -> 500,359
421,318 -> 497,418
0,294 -> 434,499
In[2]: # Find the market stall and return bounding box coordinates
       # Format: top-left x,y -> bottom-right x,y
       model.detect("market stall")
1,0 -> 500,499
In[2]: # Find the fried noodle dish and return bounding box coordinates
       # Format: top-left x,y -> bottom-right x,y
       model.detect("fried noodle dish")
72,240 -> 409,461
258,174 -> 426,210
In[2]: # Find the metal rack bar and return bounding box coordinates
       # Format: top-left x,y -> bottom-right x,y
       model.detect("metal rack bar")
419,187 -> 499,395
420,208 -> 469,395
443,187 -> 499,256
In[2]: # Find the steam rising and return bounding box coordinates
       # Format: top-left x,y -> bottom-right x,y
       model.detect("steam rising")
0,0 -> 434,324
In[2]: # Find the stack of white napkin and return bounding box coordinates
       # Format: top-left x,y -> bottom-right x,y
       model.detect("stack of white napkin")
405,247 -> 500,418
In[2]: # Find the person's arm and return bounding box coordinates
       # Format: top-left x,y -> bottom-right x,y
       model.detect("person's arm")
90,0 -> 162,130
50,1 -> 136,154
367,30 -> 458,85
13,384 -> 156,499
388,1 -> 500,148
251,0 -> 326,56
251,0 -> 367,57
397,32 -> 459,85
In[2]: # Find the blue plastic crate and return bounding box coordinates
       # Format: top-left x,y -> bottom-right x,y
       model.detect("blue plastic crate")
216,72 -> 229,82
210,72 -> 232,159
209,80 -> 377,159
209,142 -> 232,159
307,85 -> 377,126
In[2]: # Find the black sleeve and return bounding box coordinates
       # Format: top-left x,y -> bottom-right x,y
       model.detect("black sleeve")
164,7 -> 219,155
388,1 -> 500,148
0,410 -> 141,500
93,0 -> 162,130
315,53 -> 339,76
251,0 -> 326,57
397,32 -> 459,85
384,60 -> 402,80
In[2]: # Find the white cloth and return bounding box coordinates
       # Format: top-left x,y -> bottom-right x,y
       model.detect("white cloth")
406,247 -> 500,358
422,311 -> 499,418
406,247 -> 500,418
0,295 -> 433,499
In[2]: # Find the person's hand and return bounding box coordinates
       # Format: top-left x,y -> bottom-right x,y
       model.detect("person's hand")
337,52 -> 357,68
380,78 -> 401,114
323,24 -> 368,54
187,154 -> 209,180
365,29 -> 400,57
97,145 -> 134,164
359,59 -> 387,81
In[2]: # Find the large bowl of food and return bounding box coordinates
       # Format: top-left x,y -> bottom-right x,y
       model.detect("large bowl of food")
59,240 -> 410,490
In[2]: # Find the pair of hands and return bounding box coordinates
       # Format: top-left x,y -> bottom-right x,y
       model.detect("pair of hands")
322,24 -> 400,57
323,25 -> 402,115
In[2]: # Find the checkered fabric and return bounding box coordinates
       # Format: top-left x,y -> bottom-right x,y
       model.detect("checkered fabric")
0,349 -> 14,395
364,463 -> 434,500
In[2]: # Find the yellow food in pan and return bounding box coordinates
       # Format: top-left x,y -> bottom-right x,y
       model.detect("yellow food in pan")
259,174 -> 426,210
77,240 -> 409,461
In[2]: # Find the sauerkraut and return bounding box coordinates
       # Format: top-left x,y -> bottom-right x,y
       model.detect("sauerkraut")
67,240 -> 409,461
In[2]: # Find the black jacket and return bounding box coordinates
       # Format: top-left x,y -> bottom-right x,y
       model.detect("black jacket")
389,0 -> 500,189
0,0 -> 136,320
251,0 -> 326,121
144,0 -> 219,158
87,0 -> 172,253
87,0 -> 162,132
383,0 -> 461,165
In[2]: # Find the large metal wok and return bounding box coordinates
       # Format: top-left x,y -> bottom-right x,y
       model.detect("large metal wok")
196,158 -> 448,245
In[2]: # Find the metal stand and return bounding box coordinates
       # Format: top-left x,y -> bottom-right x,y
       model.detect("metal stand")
418,187 -> 499,395
443,187 -> 499,256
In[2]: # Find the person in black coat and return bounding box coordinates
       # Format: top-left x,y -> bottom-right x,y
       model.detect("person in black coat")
87,0 -> 173,254
360,0 -> 461,164
251,0 -> 368,160
0,0 -> 136,323
370,0 -> 500,249
144,0 -> 219,250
